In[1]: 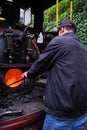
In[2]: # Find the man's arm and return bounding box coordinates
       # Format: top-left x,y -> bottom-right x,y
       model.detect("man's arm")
22,37 -> 61,79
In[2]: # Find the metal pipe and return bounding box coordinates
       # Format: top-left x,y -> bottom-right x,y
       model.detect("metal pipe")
56,0 -> 59,27
70,0 -> 73,20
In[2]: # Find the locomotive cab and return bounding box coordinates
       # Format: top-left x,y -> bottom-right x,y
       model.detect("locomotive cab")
0,0 -> 56,129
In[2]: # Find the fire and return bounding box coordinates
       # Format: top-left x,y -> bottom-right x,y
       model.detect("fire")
5,68 -> 24,88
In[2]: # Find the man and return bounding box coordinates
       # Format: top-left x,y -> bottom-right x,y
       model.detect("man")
22,20 -> 87,130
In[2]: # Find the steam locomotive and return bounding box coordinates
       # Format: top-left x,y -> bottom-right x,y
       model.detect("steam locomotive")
0,26 -> 39,62
0,0 -> 55,129
0,24 -> 46,130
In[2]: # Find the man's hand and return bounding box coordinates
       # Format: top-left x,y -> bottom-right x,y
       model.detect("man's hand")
22,71 -> 28,78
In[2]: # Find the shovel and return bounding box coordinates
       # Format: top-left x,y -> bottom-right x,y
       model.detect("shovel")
0,110 -> 23,117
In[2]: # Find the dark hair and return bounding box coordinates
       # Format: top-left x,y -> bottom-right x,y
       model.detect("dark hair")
65,25 -> 76,33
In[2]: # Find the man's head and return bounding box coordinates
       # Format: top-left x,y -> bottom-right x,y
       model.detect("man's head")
58,19 -> 77,36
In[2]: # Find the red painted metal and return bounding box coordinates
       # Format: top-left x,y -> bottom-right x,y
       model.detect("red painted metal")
0,110 -> 45,130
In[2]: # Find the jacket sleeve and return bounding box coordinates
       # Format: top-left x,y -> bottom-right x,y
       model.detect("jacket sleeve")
27,37 -> 62,78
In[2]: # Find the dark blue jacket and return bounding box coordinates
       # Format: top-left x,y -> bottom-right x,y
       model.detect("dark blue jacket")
27,32 -> 87,118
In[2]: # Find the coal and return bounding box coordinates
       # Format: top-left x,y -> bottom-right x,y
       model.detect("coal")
0,79 -> 46,122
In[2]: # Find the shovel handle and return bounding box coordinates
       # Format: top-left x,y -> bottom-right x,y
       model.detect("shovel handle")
7,77 -> 26,87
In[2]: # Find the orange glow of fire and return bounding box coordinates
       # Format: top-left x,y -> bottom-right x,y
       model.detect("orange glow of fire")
5,68 -> 24,88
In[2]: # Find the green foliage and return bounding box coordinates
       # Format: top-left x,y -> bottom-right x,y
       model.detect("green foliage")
44,0 -> 70,31
73,0 -> 87,47
44,5 -> 56,31
44,0 -> 87,47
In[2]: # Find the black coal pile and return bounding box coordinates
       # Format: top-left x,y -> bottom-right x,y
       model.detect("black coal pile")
0,79 -> 46,122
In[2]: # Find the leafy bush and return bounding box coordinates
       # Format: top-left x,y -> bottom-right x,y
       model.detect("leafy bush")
44,0 -> 87,47
73,0 -> 87,47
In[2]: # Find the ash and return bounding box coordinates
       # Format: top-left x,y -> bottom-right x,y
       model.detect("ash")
0,82 -> 45,122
